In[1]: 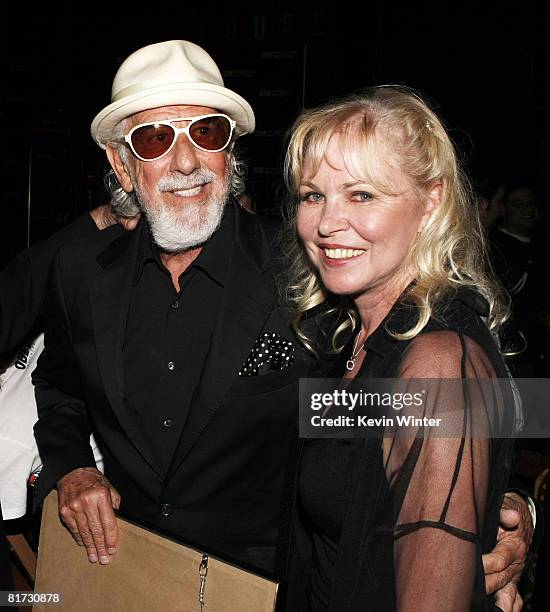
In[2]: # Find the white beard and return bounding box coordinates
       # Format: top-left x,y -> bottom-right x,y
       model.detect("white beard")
133,167 -> 231,252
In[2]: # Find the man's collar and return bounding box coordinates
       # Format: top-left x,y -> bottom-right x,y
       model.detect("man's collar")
192,202 -> 234,285
133,222 -> 159,285
96,197 -> 279,284
132,201 -> 235,287
498,227 -> 532,243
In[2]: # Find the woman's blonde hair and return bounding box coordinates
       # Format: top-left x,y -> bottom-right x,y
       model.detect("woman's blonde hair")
282,86 -> 508,353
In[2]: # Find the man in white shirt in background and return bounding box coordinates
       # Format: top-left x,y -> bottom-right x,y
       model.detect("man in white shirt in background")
0,333 -> 103,521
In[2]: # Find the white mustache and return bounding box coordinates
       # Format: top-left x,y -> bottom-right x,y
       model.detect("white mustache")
157,170 -> 215,192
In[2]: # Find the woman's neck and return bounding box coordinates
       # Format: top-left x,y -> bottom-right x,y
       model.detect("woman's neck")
354,275 -> 415,339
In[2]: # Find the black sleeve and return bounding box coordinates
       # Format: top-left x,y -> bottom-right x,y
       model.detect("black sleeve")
377,330 -> 513,611
0,214 -> 99,353
32,249 -> 97,507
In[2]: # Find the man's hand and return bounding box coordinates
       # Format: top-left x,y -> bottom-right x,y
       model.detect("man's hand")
57,467 -> 121,565
89,204 -> 141,231
483,492 -> 534,611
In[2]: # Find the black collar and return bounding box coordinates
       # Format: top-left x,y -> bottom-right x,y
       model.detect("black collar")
96,196 -> 279,280
132,200 -> 236,287
339,287 -> 489,366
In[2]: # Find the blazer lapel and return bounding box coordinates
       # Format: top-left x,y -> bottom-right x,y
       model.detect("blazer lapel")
166,207 -> 278,478
89,224 -> 164,477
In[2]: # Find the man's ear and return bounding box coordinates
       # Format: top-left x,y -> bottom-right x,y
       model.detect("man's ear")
419,182 -> 443,232
106,145 -> 134,193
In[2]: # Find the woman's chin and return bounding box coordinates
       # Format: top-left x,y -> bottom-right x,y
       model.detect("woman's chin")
321,279 -> 368,297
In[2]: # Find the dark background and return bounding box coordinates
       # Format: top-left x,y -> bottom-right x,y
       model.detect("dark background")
2,4 -> 548,262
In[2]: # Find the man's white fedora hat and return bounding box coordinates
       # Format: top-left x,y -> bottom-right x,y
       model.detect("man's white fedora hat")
91,40 -> 255,148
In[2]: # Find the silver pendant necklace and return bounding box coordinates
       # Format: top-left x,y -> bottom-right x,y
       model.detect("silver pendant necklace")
346,331 -> 365,371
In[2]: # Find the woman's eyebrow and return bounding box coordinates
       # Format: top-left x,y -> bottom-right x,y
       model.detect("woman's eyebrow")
342,180 -> 372,188
299,181 -> 319,189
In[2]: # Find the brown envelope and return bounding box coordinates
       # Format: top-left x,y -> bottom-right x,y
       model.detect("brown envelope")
33,491 -> 278,611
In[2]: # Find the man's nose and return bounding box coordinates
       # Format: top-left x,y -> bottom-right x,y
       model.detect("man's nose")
170,133 -> 201,174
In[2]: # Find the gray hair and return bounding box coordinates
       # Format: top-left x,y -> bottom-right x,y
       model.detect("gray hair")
105,119 -> 247,217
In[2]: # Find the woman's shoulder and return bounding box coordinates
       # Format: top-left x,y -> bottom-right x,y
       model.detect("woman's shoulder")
395,287 -> 502,379
400,329 -> 496,379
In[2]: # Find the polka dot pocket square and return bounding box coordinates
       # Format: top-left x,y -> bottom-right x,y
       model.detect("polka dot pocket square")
239,332 -> 295,376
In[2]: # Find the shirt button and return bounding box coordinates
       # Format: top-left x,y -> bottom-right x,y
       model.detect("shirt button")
168,361 -> 175,371
171,300 -> 180,309
161,503 -> 173,517
163,419 -> 173,428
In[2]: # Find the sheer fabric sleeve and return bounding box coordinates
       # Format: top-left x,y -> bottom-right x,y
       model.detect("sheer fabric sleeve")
383,330 -> 506,612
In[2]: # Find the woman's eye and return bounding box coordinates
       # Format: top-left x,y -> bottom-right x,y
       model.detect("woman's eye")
300,192 -> 324,204
351,192 -> 373,202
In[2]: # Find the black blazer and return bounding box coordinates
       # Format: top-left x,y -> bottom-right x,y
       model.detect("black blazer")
33,201 -> 310,574
0,214 -> 123,354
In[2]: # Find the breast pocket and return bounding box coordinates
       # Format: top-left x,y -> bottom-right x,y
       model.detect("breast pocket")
225,366 -> 300,398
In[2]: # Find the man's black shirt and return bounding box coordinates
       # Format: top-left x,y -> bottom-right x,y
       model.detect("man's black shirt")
123,206 -> 232,472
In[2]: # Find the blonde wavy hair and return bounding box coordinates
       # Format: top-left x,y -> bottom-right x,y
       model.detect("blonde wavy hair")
282,86 -> 508,353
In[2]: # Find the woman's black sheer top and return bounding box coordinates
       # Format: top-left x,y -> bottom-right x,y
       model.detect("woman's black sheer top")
287,290 -> 515,611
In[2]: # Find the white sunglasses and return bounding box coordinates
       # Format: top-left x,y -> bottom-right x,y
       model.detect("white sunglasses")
123,113 -> 236,161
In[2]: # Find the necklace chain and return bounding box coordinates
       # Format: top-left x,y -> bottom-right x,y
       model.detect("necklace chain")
346,330 -> 365,371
